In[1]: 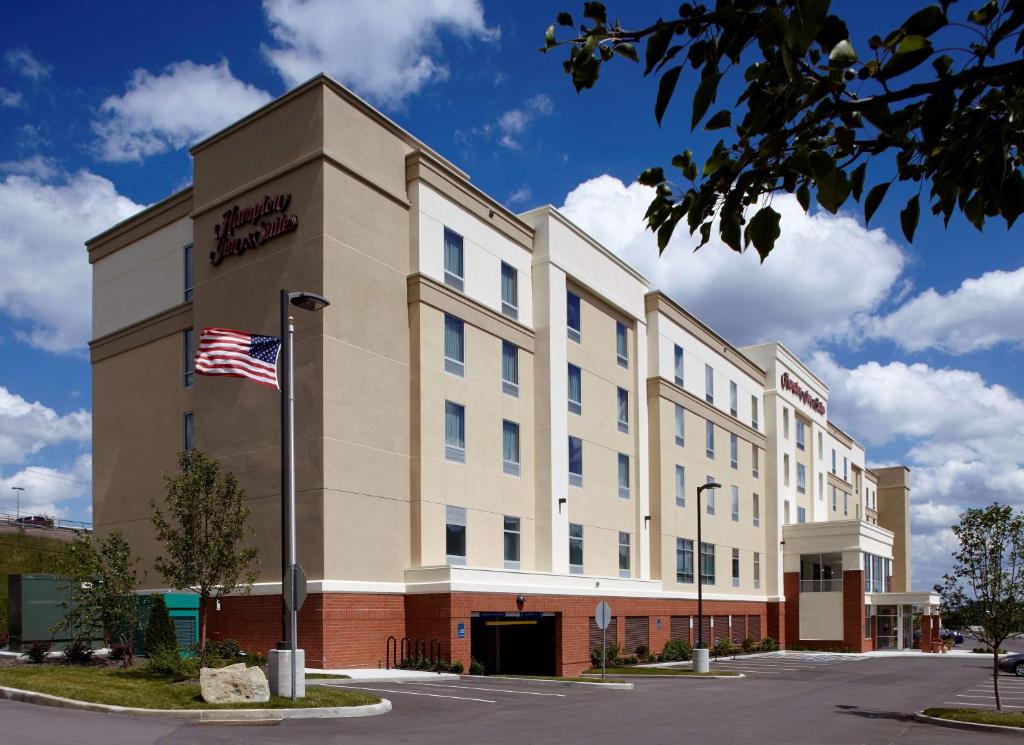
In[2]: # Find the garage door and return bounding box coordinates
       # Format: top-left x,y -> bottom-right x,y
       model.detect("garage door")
748,615 -> 762,641
624,616 -> 649,654
731,615 -> 747,644
589,616 -> 618,651
712,615 -> 730,645
669,615 -> 690,644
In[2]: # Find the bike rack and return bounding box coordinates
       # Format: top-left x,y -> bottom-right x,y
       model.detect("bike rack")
385,635 -> 397,670
399,636 -> 411,666
429,638 -> 440,666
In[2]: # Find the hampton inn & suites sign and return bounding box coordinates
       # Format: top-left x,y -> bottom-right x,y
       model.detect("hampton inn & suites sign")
210,193 -> 298,266
780,372 -> 825,415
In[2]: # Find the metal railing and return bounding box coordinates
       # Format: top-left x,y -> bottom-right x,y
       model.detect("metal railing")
0,511 -> 92,532
800,578 -> 844,593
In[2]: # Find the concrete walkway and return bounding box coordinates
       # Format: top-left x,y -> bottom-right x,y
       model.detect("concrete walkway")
307,667 -> 460,682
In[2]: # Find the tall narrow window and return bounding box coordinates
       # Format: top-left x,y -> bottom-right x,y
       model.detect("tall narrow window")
730,433 -> 738,469
706,476 -> 716,515
443,314 -> 464,376
568,364 -> 582,415
700,542 -> 716,585
617,387 -> 629,433
832,485 -> 837,511
751,394 -> 759,430
616,321 -> 628,368
569,523 -> 584,574
783,454 -> 790,486
798,506 -> 807,523
675,404 -> 685,446
676,538 -> 694,583
832,449 -> 837,474
705,364 -> 714,403
752,493 -> 760,527
567,291 -> 581,343
705,420 -> 715,459
731,485 -> 739,522
843,457 -> 849,481
502,420 -> 520,476
673,344 -> 684,385
183,244 -> 193,302
819,473 -> 824,501
844,491 -> 849,516
732,548 -> 740,587
618,453 -> 630,499
503,516 -> 521,570
797,463 -> 806,494
675,464 -> 685,507
445,506 -> 466,565
784,500 -> 791,524
754,552 -> 761,589
568,436 -> 583,487
818,432 -> 824,459
443,227 -> 464,291
796,421 -> 806,451
500,262 -> 518,319
752,444 -> 759,478
501,341 -> 519,397
183,328 -> 195,388
783,408 -> 790,438
729,381 -> 738,417
444,401 -> 465,462
618,532 -> 631,577
183,411 -> 194,451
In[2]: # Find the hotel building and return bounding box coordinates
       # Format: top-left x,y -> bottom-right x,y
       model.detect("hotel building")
87,76 -> 937,675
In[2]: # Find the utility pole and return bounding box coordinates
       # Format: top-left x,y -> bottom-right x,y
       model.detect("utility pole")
11,486 -> 25,521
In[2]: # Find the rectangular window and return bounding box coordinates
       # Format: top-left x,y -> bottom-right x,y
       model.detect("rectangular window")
705,420 -> 715,459
183,328 -> 195,388
616,321 -> 628,368
730,433 -> 738,469
444,401 -> 465,462
844,491 -> 849,516
183,411 -> 194,451
797,463 -> 806,494
754,552 -> 761,589
818,431 -> 824,459
443,227 -> 464,291
617,387 -> 629,433
784,500 -> 791,524
796,420 -> 806,450
675,404 -> 685,446
567,364 -> 582,415
569,523 -> 583,574
673,344 -> 684,385
183,244 -> 193,302
752,493 -> 760,527
501,341 -> 519,397
502,420 -> 520,477
798,506 -> 807,523
705,364 -> 714,403
832,485 -> 837,511
843,457 -> 849,481
729,381 -> 738,417
731,485 -> 739,522
618,532 -> 631,577
751,394 -> 759,430
732,548 -> 740,587
445,506 -> 466,565
675,465 -> 686,507
706,476 -> 716,515
752,445 -> 759,478
443,314 -> 464,376
500,262 -> 518,319
567,291 -> 581,343
783,454 -> 790,486
568,436 -> 583,487
832,449 -> 837,474
676,538 -> 694,583
783,408 -> 790,438
819,473 -> 824,501
700,542 -> 715,585
618,453 -> 630,499
503,516 -> 521,570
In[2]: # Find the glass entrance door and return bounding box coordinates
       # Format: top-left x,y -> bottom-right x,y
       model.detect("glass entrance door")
875,605 -> 899,650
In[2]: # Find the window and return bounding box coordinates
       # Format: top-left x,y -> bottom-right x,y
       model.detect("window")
443,314 -> 464,376
500,262 -> 518,319
731,485 -> 739,522
503,516 -> 521,570
843,457 -> 849,481
501,341 -> 519,397
730,433 -> 738,469
832,449 -> 837,474
705,364 -> 714,403
569,523 -> 583,574
673,345 -> 684,385
183,411 -> 194,451
864,552 -> 892,593
445,401 -> 466,462
443,227 -> 464,290
844,491 -> 849,516
754,552 -> 761,589
752,493 -> 760,527
729,381 -> 738,417
783,407 -> 790,438
618,532 -> 631,577
700,542 -> 715,585
445,506 -> 466,565
797,463 -> 806,494
617,387 -> 629,433
864,605 -> 873,638
705,420 -> 715,458
798,506 -> 807,523
819,473 -> 824,501
183,329 -> 195,388
752,445 -> 759,478
567,291 -> 581,343
568,436 -> 583,487
732,548 -> 740,587
676,538 -> 694,583
706,476 -> 716,515
616,321 -> 628,368
796,420 -> 806,450
618,453 -> 630,499
568,364 -> 582,415
751,395 -> 759,430
832,485 -> 837,511
801,552 -> 844,592
502,420 -> 520,476
675,465 -> 685,507
783,454 -> 790,486
818,432 -> 824,458
784,500 -> 791,524
183,244 -> 193,302
674,404 -> 685,446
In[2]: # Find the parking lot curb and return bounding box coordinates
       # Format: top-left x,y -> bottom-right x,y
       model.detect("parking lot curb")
914,711 -> 1024,736
463,675 -> 633,690
0,685 -> 392,721
581,673 -> 745,681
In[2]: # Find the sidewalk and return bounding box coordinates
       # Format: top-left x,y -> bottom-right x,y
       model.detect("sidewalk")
308,667 -> 460,682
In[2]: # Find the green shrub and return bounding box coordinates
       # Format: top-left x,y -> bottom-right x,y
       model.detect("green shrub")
144,595 -> 177,657
450,660 -> 464,674
145,646 -> 199,679
759,636 -> 778,652
619,654 -> 639,666
63,637 -> 95,665
469,657 -> 485,675
713,638 -> 735,657
635,644 -> 650,660
242,650 -> 267,667
25,640 -> 51,663
661,638 -> 692,661
741,637 -> 756,653
591,642 -> 621,666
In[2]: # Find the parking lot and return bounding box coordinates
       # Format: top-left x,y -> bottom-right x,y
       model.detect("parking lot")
941,663 -> 1024,710
706,650 -> 869,676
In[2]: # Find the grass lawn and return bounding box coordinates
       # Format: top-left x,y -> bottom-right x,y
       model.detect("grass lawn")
305,673 -> 352,680
584,666 -> 740,677
0,665 -> 378,710
923,707 -> 1024,728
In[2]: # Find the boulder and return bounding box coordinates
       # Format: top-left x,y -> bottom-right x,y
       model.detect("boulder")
199,663 -> 271,704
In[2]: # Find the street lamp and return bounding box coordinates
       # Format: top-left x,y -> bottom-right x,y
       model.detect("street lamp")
277,289 -> 330,701
694,480 -> 720,672
11,486 -> 24,521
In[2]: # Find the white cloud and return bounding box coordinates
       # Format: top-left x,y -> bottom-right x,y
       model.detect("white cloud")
508,186 -> 532,205
0,387 -> 90,466
0,454 -> 92,520
6,48 -> 51,81
0,162 -> 144,352
92,60 -> 272,162
458,94 -> 555,150
560,176 -> 906,352
0,87 -> 22,107
262,0 -> 498,109
861,266 -> 1024,354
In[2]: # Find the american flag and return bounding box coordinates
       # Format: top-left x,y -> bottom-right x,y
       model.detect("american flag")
194,327 -> 281,390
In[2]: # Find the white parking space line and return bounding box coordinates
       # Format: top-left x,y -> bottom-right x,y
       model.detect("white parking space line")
956,694 -> 1024,700
945,701 -> 1024,709
337,685 -> 495,703
406,682 -> 566,697
712,668 -> 780,674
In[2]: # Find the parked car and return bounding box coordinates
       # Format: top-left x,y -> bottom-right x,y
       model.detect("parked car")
999,652 -> 1024,676
939,629 -> 965,645
14,515 -> 54,527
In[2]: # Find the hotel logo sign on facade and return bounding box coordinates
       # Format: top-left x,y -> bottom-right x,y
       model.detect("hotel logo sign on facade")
780,372 -> 826,415
210,193 -> 298,266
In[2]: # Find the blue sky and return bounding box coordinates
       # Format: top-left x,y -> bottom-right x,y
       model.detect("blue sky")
0,1 -> 1021,589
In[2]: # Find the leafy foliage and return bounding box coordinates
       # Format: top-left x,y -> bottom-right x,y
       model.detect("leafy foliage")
62,637 -> 95,665
25,640 -> 52,664
543,0 -> 1024,260
150,450 -> 259,655
144,595 -> 177,657
939,503 -> 1024,711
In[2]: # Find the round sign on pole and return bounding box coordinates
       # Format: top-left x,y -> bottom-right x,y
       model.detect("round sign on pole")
595,601 -> 611,630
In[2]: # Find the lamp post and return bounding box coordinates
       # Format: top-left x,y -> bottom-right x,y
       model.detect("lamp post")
277,289 -> 330,701
11,486 -> 24,521
694,480 -> 720,672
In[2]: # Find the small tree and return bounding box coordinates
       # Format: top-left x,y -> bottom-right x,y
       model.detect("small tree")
54,530 -> 141,651
151,450 -> 259,657
939,503 -> 1024,711
144,595 -> 177,656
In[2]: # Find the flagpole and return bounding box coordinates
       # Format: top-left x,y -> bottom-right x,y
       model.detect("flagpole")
279,289 -> 291,649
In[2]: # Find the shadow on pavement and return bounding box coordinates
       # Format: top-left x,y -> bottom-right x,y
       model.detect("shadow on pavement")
835,704 -> 916,722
